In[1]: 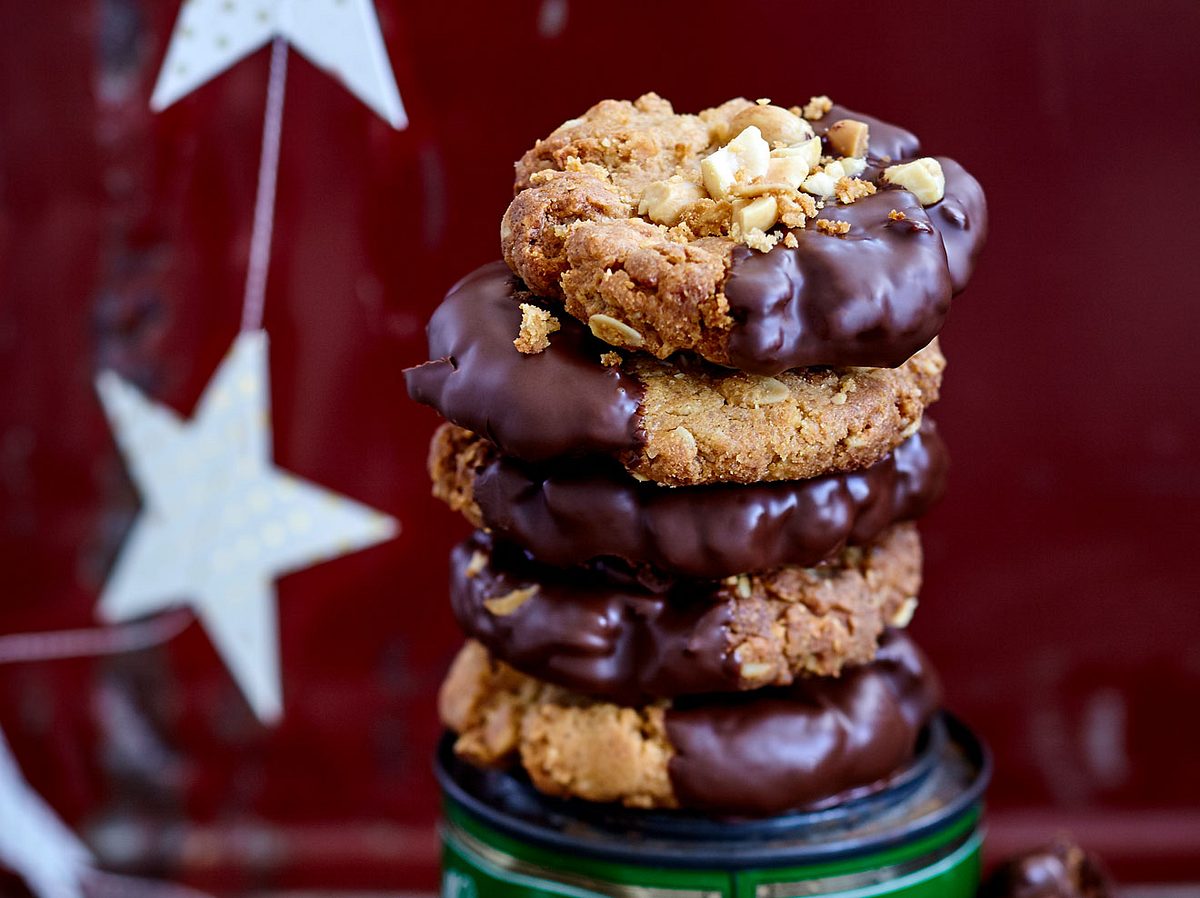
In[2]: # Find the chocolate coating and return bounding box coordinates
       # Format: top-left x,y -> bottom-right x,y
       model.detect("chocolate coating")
724,189 -> 953,373
665,630 -> 939,816
450,528 -> 918,703
405,262 -> 643,461
979,839 -> 1114,898
467,420 -> 947,580
931,157 -> 988,293
449,533 -> 734,704
718,107 -> 987,374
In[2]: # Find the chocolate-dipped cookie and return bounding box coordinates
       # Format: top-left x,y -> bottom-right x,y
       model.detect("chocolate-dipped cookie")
439,629 -> 939,815
502,94 -> 986,375
450,526 -> 921,701
430,418 -> 946,580
406,263 -> 943,486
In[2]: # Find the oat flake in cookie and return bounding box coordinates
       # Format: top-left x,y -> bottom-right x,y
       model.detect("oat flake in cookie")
502,94 -> 987,375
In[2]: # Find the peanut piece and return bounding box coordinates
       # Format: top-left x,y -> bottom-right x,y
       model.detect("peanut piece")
793,137 -> 823,170
826,119 -> 870,157
765,148 -> 812,189
638,178 -> 705,225
883,157 -> 946,205
823,159 -> 847,181
701,126 -> 770,199
840,156 -> 867,178
733,195 -> 779,235
729,104 -> 814,147
801,170 -> 837,197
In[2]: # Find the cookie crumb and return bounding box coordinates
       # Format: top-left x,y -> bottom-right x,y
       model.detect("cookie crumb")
802,95 -> 834,121
666,220 -> 696,243
514,303 -> 560,354
888,209 -> 907,221
816,219 -> 852,236
835,177 -> 877,205
778,192 -> 816,228
600,351 -> 622,367
743,228 -> 781,253
783,231 -> 799,248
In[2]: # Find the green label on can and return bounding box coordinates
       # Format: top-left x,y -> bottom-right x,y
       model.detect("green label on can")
440,804 -> 983,898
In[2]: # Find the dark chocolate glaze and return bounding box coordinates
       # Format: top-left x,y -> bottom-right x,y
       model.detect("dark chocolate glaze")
450,533 -> 736,704
405,262 -> 643,461
931,157 -> 988,294
664,630 -> 939,816
468,420 -> 947,580
724,188 -> 953,373
720,106 -> 987,374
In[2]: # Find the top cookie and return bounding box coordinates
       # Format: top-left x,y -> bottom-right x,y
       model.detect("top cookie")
502,94 -> 986,375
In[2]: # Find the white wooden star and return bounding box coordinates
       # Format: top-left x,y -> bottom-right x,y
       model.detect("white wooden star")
0,726 -> 91,898
151,0 -> 407,128
95,331 -> 398,723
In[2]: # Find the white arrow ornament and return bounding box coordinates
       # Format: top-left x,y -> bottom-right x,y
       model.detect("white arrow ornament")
151,0 -> 407,128
96,331 -> 397,723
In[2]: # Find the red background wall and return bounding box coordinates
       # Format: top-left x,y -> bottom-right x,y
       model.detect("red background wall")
1,0 -> 1199,891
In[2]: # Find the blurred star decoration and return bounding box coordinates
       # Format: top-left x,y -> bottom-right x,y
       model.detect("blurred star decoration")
0,728 -> 92,898
151,0 -> 407,128
0,6 -> 405,896
96,332 -> 398,723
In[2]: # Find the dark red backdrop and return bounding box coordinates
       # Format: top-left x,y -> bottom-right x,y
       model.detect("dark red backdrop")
2,0 -> 1199,891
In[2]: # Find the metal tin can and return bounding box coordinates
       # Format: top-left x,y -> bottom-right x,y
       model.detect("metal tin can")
437,713 -> 990,898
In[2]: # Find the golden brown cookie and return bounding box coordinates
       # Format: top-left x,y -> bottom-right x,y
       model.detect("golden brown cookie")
406,263 -> 944,486
450,525 -> 922,701
439,629 -> 938,815
628,340 -> 943,485
501,94 -> 986,375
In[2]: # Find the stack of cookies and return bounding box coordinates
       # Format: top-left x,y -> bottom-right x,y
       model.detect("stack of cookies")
407,93 -> 985,816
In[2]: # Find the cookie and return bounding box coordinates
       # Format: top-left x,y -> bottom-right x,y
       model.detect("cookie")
406,263 -> 944,486
430,418 -> 946,580
439,630 -> 939,815
450,525 -> 921,702
501,94 -> 986,375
